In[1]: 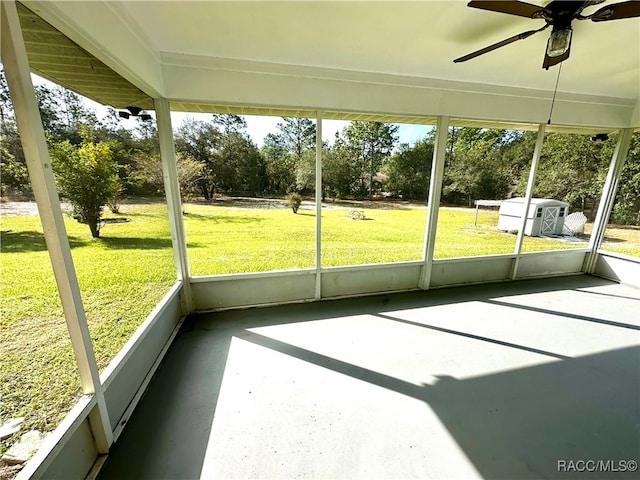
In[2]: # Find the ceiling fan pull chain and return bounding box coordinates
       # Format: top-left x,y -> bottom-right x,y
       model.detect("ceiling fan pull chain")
547,62 -> 563,125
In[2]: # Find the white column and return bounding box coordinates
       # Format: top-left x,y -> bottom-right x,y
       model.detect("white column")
154,98 -> 193,313
1,0 -> 112,451
511,123 -> 546,279
419,116 -> 449,290
315,111 -> 323,299
585,128 -> 634,273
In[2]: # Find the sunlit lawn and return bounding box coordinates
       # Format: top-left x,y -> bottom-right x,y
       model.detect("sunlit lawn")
0,202 -> 175,449
435,207 -> 522,257
323,206 -> 427,265
184,202 -> 429,273
596,224 -> 640,257
185,203 -> 596,273
436,207 -> 590,256
184,203 -> 316,274
1,199 -> 638,455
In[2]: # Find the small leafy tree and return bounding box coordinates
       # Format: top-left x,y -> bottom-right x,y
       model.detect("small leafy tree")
133,152 -> 204,203
50,138 -> 120,237
176,154 -> 206,202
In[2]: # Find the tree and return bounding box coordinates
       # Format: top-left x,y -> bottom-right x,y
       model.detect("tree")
50,137 -> 120,237
212,114 -> 264,194
0,135 -> 29,195
341,121 -> 398,199
0,65 -> 13,127
262,132 -> 293,194
384,135 -> 434,200
31,84 -> 98,143
174,114 -> 265,198
91,115 -> 147,198
295,148 -> 317,193
322,134 -> 354,199
442,128 -> 514,205
133,152 -> 204,202
176,155 -> 206,201
54,85 -> 98,132
174,117 -> 220,199
498,130 -> 538,197
1,66 -> 31,194
269,117 -> 316,193
276,117 -> 316,166
0,114 -> 30,195
212,114 -> 246,135
525,133 -> 614,219
33,84 -> 63,138
611,133 -> 640,225
445,140 -> 510,205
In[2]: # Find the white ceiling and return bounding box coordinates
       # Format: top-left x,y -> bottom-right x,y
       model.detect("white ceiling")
118,0 -> 639,99
20,0 -> 640,129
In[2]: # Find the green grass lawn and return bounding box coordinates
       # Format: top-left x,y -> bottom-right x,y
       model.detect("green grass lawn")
1,199 -> 638,455
1,202 -> 175,448
184,203 -> 316,274
184,202 -> 429,273
435,207 -> 523,257
185,202 -> 592,273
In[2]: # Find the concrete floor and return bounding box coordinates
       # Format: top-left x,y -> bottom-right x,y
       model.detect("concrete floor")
99,275 -> 640,479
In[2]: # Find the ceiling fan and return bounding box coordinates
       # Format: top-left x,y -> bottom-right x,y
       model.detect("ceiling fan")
454,0 -> 640,69
118,106 -> 152,121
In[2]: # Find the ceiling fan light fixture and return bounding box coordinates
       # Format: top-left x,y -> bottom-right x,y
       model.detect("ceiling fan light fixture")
117,106 -> 152,122
591,133 -> 609,142
126,106 -> 143,116
547,28 -> 572,57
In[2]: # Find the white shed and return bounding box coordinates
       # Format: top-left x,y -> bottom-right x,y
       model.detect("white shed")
498,198 -> 569,237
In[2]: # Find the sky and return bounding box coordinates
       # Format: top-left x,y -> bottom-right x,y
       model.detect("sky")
172,112 -> 431,148
32,74 -> 431,148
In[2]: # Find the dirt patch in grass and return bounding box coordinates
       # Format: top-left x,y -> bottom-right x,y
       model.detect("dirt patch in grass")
0,201 -> 44,217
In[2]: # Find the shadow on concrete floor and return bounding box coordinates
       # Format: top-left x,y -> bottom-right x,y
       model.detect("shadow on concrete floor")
99,275 -> 640,479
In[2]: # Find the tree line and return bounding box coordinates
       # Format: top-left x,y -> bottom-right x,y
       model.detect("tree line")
1,67 -> 639,237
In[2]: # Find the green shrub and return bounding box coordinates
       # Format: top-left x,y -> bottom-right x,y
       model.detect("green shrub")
286,192 -> 302,213
50,139 -> 120,237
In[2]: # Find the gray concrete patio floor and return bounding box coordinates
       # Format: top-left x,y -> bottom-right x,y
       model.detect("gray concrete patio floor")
99,275 -> 640,479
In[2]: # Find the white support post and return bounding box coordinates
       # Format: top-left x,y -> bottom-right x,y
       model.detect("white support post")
1,0 -> 112,451
315,111 -> 323,300
419,116 -> 449,290
511,124 -> 546,279
154,98 -> 193,313
585,128 -> 634,273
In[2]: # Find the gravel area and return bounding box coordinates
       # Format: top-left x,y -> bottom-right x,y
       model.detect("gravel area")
0,201 -> 73,217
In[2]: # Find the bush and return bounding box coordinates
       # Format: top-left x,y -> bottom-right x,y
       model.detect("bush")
50,139 -> 120,237
286,192 -> 302,213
